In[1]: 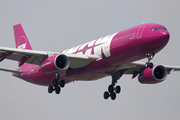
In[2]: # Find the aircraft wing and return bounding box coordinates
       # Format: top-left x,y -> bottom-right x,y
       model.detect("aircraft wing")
64,53 -> 99,69
118,61 -> 180,78
0,46 -> 50,65
0,46 -> 99,69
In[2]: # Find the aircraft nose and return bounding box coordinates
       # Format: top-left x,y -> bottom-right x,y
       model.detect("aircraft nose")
158,30 -> 170,44
137,26 -> 170,55
159,30 -> 170,39
150,30 -> 170,52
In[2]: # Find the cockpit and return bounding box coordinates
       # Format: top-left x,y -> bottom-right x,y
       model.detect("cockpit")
151,27 -> 167,31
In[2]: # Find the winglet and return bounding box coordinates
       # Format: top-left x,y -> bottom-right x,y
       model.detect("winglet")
13,24 -> 32,50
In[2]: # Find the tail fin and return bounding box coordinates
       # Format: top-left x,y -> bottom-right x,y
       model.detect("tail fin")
13,24 -> 32,50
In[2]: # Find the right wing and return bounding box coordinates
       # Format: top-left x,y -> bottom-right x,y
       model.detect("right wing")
0,46 -> 99,70
0,46 -> 51,65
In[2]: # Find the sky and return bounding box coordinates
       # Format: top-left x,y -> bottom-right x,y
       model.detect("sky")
0,0 -> 180,120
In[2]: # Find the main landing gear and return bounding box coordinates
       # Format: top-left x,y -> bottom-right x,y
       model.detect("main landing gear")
48,73 -> 65,94
145,52 -> 155,69
104,70 -> 122,100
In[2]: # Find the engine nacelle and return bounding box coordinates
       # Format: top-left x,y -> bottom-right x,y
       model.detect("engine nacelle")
40,54 -> 69,73
138,65 -> 167,84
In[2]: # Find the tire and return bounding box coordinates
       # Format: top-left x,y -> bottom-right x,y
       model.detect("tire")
115,86 -> 121,94
52,79 -> 58,86
145,62 -> 149,68
108,85 -> 114,93
60,80 -> 65,88
149,63 -> 153,69
55,86 -> 61,94
48,85 -> 53,93
110,92 -> 116,100
104,91 -> 109,99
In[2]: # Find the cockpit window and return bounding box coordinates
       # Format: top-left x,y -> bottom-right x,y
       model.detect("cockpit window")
158,27 -> 167,31
151,27 -> 167,31
151,27 -> 157,31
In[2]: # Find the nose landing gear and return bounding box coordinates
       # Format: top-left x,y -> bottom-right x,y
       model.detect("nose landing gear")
48,73 -> 65,94
145,52 -> 155,69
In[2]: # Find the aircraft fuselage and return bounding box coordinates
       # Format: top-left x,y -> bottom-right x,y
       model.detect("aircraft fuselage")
16,23 -> 169,86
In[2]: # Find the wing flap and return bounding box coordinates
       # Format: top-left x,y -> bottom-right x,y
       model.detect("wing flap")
0,46 -> 48,56
64,53 -> 100,69
117,62 -> 142,74
0,46 -> 50,65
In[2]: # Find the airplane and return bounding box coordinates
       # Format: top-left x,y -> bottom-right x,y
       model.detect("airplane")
0,23 -> 179,100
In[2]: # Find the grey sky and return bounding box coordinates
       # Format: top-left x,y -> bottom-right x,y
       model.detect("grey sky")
0,0 -> 180,120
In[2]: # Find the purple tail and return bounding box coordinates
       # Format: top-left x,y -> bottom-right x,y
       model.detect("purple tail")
13,24 -> 32,50
13,24 -> 32,66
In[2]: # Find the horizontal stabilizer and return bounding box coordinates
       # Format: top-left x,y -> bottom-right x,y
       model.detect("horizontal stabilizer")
0,67 -> 20,74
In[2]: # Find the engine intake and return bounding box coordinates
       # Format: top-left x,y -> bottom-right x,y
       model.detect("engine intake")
138,65 -> 167,84
55,54 -> 69,69
40,54 -> 69,73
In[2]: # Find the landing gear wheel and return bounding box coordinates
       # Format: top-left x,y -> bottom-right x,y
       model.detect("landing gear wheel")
55,86 -> 61,94
52,79 -> 58,86
145,52 -> 155,69
104,70 -> 123,100
110,92 -> 116,100
108,85 -> 114,93
145,62 -> 149,68
149,63 -> 153,69
115,86 -> 121,94
48,73 -> 65,94
59,80 -> 65,88
145,62 -> 153,69
104,91 -> 109,99
48,85 -> 53,93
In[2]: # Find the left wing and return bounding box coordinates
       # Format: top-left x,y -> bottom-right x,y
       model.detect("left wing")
118,61 -> 180,78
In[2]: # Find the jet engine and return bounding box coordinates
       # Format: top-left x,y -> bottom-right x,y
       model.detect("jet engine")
40,54 -> 69,73
138,65 -> 167,84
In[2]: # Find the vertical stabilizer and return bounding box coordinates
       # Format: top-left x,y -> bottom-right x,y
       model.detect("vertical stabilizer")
13,24 -> 32,50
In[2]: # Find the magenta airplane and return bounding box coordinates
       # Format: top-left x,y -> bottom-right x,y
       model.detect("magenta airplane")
0,23 -> 179,100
